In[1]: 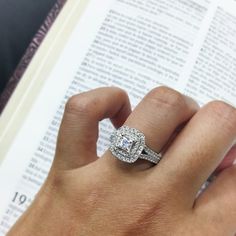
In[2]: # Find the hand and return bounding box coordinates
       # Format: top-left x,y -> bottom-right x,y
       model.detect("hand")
8,87 -> 236,236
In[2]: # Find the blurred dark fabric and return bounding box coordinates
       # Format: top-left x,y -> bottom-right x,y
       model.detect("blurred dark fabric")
0,0 -> 57,94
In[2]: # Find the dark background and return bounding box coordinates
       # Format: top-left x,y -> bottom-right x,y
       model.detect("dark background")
0,0 -> 57,94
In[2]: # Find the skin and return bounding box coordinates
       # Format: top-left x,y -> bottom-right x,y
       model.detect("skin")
7,86 -> 236,235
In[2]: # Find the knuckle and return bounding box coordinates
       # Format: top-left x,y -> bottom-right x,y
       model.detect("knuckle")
146,86 -> 186,109
205,101 -> 236,130
112,87 -> 128,99
65,94 -> 95,116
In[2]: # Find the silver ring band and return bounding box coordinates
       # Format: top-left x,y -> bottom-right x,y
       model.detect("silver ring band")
109,126 -> 162,165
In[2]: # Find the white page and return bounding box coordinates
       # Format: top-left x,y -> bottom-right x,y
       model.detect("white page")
179,0 -> 236,106
0,0 -> 212,234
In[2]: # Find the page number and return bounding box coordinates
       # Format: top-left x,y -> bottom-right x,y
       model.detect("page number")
12,192 -> 27,205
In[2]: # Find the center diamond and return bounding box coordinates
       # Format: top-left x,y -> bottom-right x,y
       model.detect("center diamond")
117,136 -> 135,153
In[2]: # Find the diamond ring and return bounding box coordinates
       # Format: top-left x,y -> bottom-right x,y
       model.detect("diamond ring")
109,126 -> 162,165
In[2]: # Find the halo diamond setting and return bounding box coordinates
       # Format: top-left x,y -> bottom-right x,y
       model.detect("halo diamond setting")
109,126 -> 162,164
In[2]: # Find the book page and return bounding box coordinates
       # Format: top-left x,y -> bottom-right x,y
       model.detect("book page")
0,0 -> 212,234
179,0 -> 236,106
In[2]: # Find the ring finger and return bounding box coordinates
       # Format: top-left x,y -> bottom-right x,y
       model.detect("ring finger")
104,86 -> 199,171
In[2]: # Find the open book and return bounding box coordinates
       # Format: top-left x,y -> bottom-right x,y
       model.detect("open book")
0,0 -> 236,234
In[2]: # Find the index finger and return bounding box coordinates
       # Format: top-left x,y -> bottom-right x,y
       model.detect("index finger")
54,87 -> 131,170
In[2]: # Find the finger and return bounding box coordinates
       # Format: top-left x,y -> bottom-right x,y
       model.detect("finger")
194,165 -> 236,234
104,86 -> 199,171
161,101 -> 236,204
54,87 -> 131,170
